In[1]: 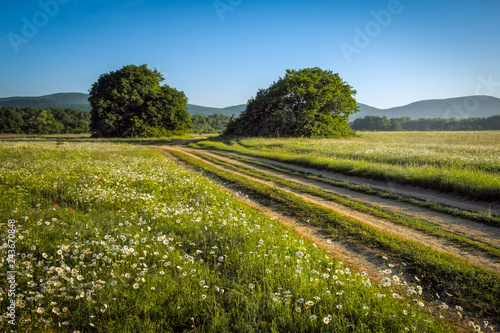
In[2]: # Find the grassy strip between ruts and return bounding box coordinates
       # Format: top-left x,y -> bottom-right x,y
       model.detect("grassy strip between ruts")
192,150 -> 500,259
170,149 -> 500,319
191,139 -> 500,203
191,145 -> 500,228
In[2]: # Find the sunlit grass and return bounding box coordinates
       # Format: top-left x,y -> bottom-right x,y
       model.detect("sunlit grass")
0,140 -> 458,332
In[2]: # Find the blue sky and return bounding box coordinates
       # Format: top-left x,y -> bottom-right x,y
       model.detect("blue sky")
1,0 -> 499,108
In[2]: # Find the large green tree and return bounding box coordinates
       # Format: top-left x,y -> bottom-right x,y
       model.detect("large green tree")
89,64 -> 191,137
225,68 -> 359,138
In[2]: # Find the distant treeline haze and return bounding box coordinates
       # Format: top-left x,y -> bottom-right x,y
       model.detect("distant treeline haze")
0,106 -> 231,135
351,115 -> 500,131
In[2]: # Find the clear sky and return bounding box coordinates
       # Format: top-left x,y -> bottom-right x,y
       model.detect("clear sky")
1,0 -> 499,108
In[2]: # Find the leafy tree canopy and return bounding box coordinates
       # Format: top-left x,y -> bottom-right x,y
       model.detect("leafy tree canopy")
89,64 -> 191,137
224,67 -> 359,138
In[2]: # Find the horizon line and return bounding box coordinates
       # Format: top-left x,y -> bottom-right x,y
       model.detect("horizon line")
1,92 -> 499,111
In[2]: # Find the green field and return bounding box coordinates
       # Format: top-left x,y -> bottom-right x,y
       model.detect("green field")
0,140 -> 456,332
193,131 -> 500,202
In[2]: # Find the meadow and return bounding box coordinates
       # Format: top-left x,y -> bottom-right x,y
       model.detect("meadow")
193,131 -> 500,201
0,139 -> 459,332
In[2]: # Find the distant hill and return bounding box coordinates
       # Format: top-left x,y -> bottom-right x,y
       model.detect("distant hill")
1,93 -> 499,120
190,97 -> 500,120
354,96 -> 500,120
0,93 -> 92,111
221,104 -> 247,115
187,104 -> 245,117
356,103 -> 382,119
0,93 -> 246,116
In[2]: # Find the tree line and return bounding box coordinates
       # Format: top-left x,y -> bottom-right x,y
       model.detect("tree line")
0,105 -> 231,135
0,106 -> 90,134
2,65 -> 359,138
5,106 -> 499,136
351,115 -> 500,131
11,65 -> 499,137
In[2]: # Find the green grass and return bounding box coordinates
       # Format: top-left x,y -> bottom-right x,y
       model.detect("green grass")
192,132 -> 500,202
170,149 -> 500,321
0,140 -> 454,332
